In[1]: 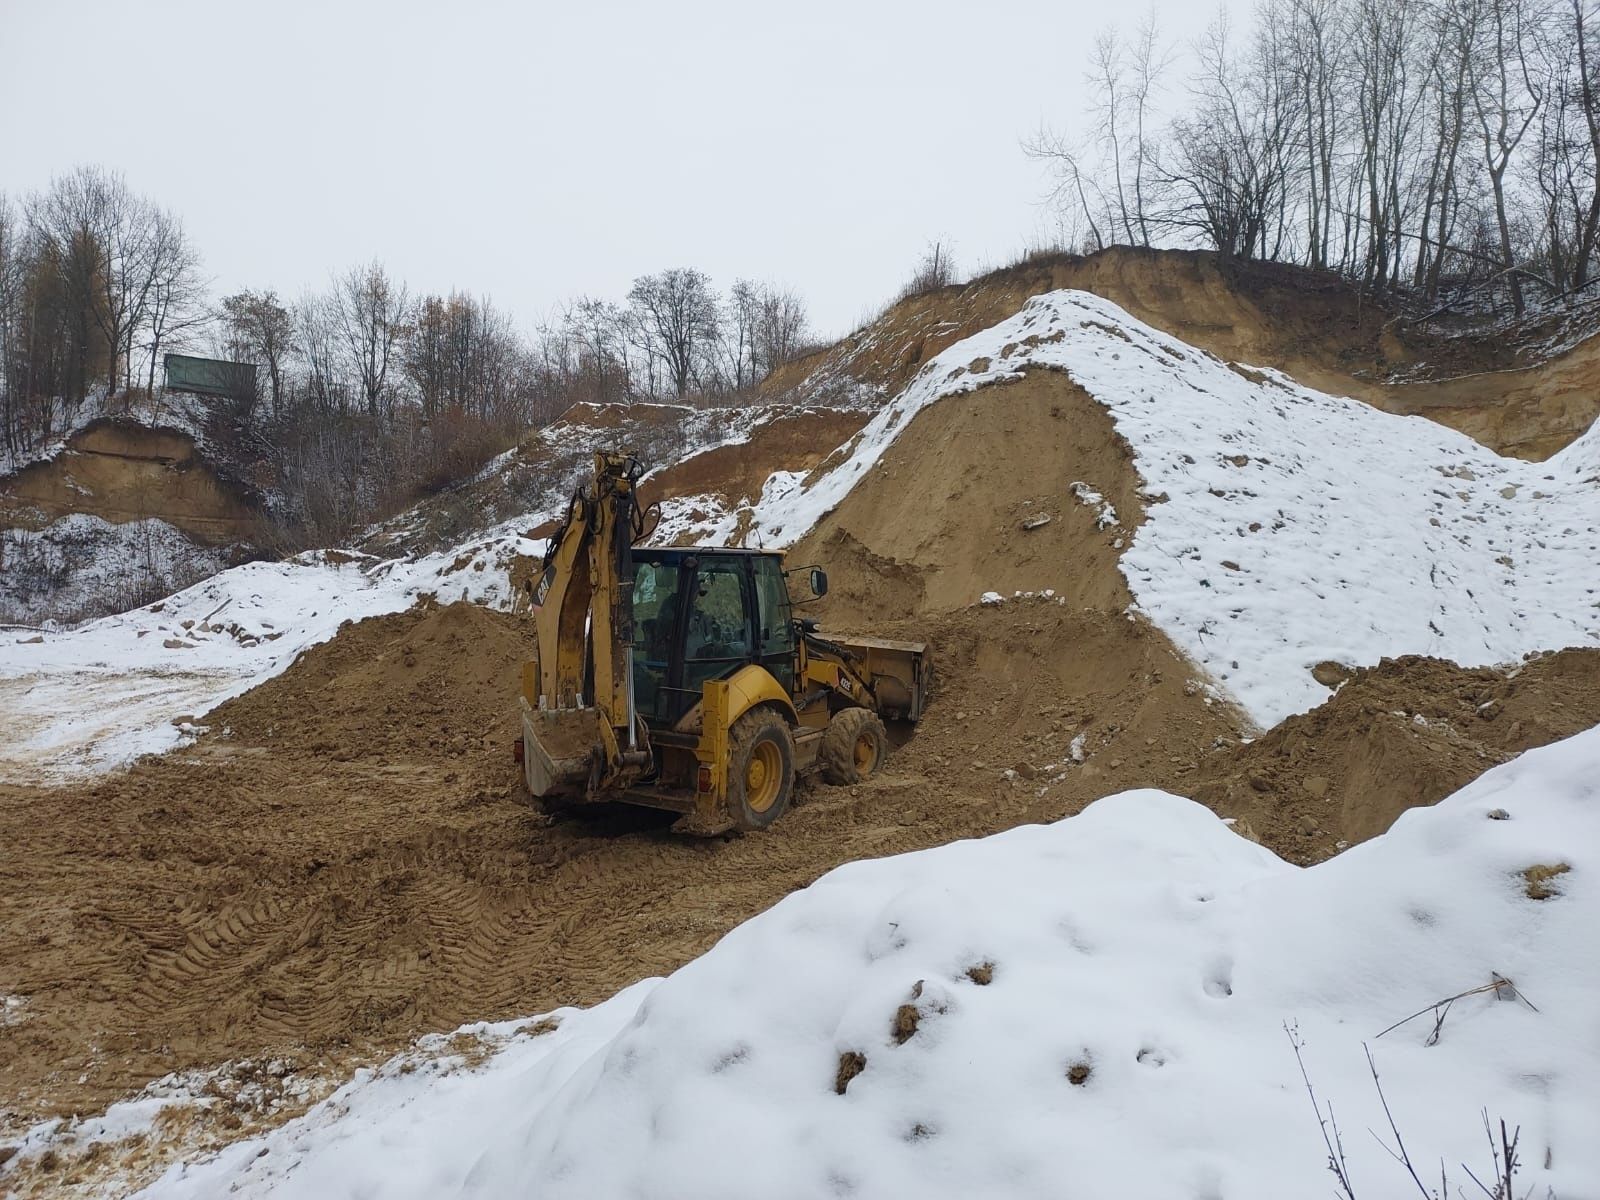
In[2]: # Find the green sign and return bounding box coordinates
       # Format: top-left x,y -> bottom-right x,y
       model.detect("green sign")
163,353 -> 257,399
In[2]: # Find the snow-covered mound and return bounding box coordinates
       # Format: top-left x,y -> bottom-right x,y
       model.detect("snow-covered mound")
728,291 -> 1600,726
0,522 -> 539,777
138,727 -> 1599,1199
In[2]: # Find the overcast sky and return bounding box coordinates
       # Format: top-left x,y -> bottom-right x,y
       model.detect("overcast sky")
4,0 -> 1216,339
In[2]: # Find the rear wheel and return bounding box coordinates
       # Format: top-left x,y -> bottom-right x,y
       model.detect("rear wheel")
726,708 -> 796,831
820,707 -> 889,785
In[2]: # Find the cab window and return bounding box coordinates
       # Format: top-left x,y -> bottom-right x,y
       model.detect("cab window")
631,560 -> 682,720
753,557 -> 793,656
685,561 -> 751,660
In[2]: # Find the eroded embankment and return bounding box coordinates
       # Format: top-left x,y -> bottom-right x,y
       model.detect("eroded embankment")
769,246 -> 1600,459
0,421 -> 261,543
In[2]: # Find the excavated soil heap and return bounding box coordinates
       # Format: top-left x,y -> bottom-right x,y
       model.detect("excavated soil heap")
1188,649 -> 1600,860
209,597 -> 528,756
786,370 -> 1143,618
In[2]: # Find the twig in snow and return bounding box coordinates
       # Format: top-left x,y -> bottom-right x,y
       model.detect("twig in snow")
1362,1043 -> 1434,1199
1374,975 -> 1537,1042
1285,1022 -> 1358,1200
1461,1110 -> 1521,1199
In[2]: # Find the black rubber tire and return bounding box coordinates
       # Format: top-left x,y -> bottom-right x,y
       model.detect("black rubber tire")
820,707 -> 889,785
726,708 -> 796,831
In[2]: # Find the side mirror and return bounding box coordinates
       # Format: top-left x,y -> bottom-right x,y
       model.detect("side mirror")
810,568 -> 829,598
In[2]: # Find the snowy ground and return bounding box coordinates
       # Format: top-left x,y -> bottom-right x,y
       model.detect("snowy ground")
119,728 -> 1598,1200
0,523 -> 540,780
710,290 -> 1600,727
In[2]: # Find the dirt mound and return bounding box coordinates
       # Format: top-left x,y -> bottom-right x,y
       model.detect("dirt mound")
768,246 -> 1600,460
211,599 -> 533,756
1189,649 -> 1600,859
789,370 -> 1142,619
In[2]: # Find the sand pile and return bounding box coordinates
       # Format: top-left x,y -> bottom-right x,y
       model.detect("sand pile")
787,371 -> 1142,618
211,599 -> 534,757
1189,648 -> 1600,858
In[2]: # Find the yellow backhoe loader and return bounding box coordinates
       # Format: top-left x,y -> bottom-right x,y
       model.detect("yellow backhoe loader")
514,451 -> 930,833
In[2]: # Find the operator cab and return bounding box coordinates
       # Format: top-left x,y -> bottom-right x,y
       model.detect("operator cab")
631,548 -> 821,728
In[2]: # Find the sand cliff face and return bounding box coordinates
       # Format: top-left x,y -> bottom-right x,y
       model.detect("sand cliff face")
1,421 -> 262,545
768,246 -> 1600,460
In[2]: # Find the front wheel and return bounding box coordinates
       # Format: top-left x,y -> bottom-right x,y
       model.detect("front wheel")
820,707 -> 889,785
726,708 -> 796,831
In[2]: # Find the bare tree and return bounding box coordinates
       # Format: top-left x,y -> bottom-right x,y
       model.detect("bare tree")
1565,0 -> 1600,288
220,289 -> 295,418
1412,0 -> 1478,294
627,268 -> 720,399
331,260 -> 410,415
901,240 -> 958,296
295,290 -> 345,414
1126,12 -> 1174,246
1348,0 -> 1425,291
0,192 -> 20,455
1024,124 -> 1109,251
1470,0 -> 1547,313
1155,13 -> 1297,260
722,279 -> 760,393
561,295 -> 630,403
141,209 -> 206,398
754,283 -> 809,378
27,167 -> 164,398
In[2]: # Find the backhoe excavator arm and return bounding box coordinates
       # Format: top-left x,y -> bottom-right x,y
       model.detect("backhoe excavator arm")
521,451 -> 651,797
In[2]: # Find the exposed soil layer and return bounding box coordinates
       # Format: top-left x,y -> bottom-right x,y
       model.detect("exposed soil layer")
768,246 -> 1600,460
0,421 -> 262,544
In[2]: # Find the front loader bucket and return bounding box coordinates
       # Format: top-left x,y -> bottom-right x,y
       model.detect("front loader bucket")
519,698 -> 600,798
831,635 -> 931,721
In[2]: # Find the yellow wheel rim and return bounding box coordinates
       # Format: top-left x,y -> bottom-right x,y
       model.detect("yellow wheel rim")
854,733 -> 876,774
746,740 -> 783,813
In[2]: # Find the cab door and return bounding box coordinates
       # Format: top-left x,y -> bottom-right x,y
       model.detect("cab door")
752,555 -> 796,696
676,556 -> 757,726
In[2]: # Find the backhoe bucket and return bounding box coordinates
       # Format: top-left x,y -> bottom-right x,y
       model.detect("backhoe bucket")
519,699 -> 599,798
